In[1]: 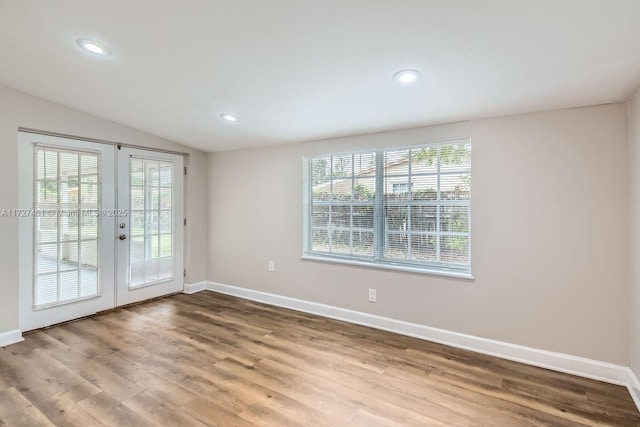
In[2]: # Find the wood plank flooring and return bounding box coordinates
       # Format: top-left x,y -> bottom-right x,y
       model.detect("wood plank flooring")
1,292 -> 639,426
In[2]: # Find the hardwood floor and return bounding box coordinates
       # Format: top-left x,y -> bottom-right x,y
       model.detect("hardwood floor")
1,292 -> 639,426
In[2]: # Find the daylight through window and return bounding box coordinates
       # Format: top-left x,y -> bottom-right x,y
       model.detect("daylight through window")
302,140 -> 472,276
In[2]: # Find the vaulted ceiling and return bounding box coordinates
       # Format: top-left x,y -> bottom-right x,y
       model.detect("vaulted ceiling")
1,0 -> 639,151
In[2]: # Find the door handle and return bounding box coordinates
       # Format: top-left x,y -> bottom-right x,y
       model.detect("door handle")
119,234 -> 127,240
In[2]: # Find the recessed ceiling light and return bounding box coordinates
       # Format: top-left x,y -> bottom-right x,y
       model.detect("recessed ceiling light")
393,69 -> 422,86
76,38 -> 111,56
220,114 -> 238,122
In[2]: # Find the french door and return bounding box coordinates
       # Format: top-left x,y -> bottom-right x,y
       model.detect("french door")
19,132 -> 184,331
116,147 -> 184,306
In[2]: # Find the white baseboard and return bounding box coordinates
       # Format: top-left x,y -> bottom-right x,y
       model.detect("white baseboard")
0,329 -> 24,347
183,281 -> 207,295
189,281 -> 639,411
204,282 -> 633,382
628,367 -> 640,411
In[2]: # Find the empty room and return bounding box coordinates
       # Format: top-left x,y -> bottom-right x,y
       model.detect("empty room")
1,0 -> 640,425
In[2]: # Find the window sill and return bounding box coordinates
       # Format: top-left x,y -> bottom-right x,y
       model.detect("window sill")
301,254 -> 474,280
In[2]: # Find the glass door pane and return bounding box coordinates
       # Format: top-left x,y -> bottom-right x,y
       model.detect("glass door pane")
116,148 -> 183,306
34,147 -> 101,307
129,157 -> 175,288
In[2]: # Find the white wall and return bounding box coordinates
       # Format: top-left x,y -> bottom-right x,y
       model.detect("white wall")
208,103 -> 629,364
0,85 -> 208,334
630,89 -> 640,375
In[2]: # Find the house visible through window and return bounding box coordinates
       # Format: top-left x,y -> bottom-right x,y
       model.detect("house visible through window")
392,182 -> 412,194
302,140 -> 472,276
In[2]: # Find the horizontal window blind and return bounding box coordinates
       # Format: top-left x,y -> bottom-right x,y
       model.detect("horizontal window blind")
129,156 -> 175,288
303,140 -> 471,275
33,146 -> 101,308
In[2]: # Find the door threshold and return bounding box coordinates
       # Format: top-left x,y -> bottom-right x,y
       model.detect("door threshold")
101,291 -> 184,314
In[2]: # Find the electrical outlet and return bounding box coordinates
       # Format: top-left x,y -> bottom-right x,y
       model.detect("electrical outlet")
268,260 -> 275,272
368,288 -> 377,303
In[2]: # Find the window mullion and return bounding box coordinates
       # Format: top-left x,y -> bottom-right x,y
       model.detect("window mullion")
350,154 -> 354,255
329,157 -> 333,252
56,151 -> 61,302
374,150 -> 384,260
407,150 -> 412,259
304,158 -> 312,253
436,147 -> 441,262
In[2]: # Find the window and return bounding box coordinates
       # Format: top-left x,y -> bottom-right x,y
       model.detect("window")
302,140 -> 471,277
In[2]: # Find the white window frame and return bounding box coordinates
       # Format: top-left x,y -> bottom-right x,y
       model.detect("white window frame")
302,139 -> 473,279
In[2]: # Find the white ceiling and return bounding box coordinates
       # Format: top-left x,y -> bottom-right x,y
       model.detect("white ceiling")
1,1 -> 639,152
